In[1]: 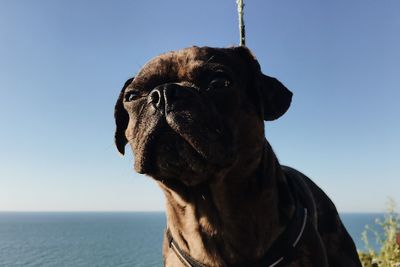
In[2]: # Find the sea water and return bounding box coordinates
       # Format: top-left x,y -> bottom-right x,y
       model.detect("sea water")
0,212 -> 384,266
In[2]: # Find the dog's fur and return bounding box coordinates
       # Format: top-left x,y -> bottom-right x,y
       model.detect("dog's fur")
114,46 -> 362,266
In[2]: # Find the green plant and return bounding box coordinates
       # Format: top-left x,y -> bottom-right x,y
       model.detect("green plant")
359,198 -> 400,267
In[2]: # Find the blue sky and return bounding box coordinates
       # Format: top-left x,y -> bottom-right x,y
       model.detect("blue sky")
0,0 -> 399,212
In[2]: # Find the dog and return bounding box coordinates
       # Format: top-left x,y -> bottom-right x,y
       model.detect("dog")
114,46 -> 362,267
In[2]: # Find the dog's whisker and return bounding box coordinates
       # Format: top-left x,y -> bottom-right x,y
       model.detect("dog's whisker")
205,55 -> 215,64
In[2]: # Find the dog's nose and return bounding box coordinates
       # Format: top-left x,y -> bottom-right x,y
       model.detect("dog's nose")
149,88 -> 163,110
149,83 -> 184,114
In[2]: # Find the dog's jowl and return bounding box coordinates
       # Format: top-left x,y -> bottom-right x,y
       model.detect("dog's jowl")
114,46 -> 362,267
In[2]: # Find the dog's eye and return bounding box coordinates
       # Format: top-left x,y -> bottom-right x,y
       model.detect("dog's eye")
208,73 -> 231,90
125,90 -> 140,102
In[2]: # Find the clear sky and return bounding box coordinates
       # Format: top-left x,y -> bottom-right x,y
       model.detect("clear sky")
0,0 -> 399,212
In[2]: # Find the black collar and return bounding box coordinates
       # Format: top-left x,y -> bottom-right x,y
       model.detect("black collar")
166,206 -> 308,267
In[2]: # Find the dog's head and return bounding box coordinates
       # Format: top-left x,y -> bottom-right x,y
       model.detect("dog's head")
114,46 -> 292,186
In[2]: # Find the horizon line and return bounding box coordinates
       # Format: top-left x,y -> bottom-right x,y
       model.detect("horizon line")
0,210 -> 387,214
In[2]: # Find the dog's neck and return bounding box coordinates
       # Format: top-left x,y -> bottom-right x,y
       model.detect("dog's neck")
159,140 -> 295,266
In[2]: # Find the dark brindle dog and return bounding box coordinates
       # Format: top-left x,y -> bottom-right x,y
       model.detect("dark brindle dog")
114,46 -> 362,267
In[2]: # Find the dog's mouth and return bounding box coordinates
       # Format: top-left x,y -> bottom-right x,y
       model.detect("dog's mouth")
131,108 -> 235,185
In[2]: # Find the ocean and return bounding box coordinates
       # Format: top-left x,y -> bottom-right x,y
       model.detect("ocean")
0,212 -> 384,266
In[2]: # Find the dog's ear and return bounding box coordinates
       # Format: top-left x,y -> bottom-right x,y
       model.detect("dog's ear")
259,74 -> 293,121
231,46 -> 293,121
114,78 -> 134,155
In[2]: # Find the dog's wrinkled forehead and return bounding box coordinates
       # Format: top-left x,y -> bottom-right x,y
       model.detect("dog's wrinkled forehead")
132,47 -> 237,88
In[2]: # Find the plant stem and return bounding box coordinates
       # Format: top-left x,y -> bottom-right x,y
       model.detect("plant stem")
237,0 -> 246,46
